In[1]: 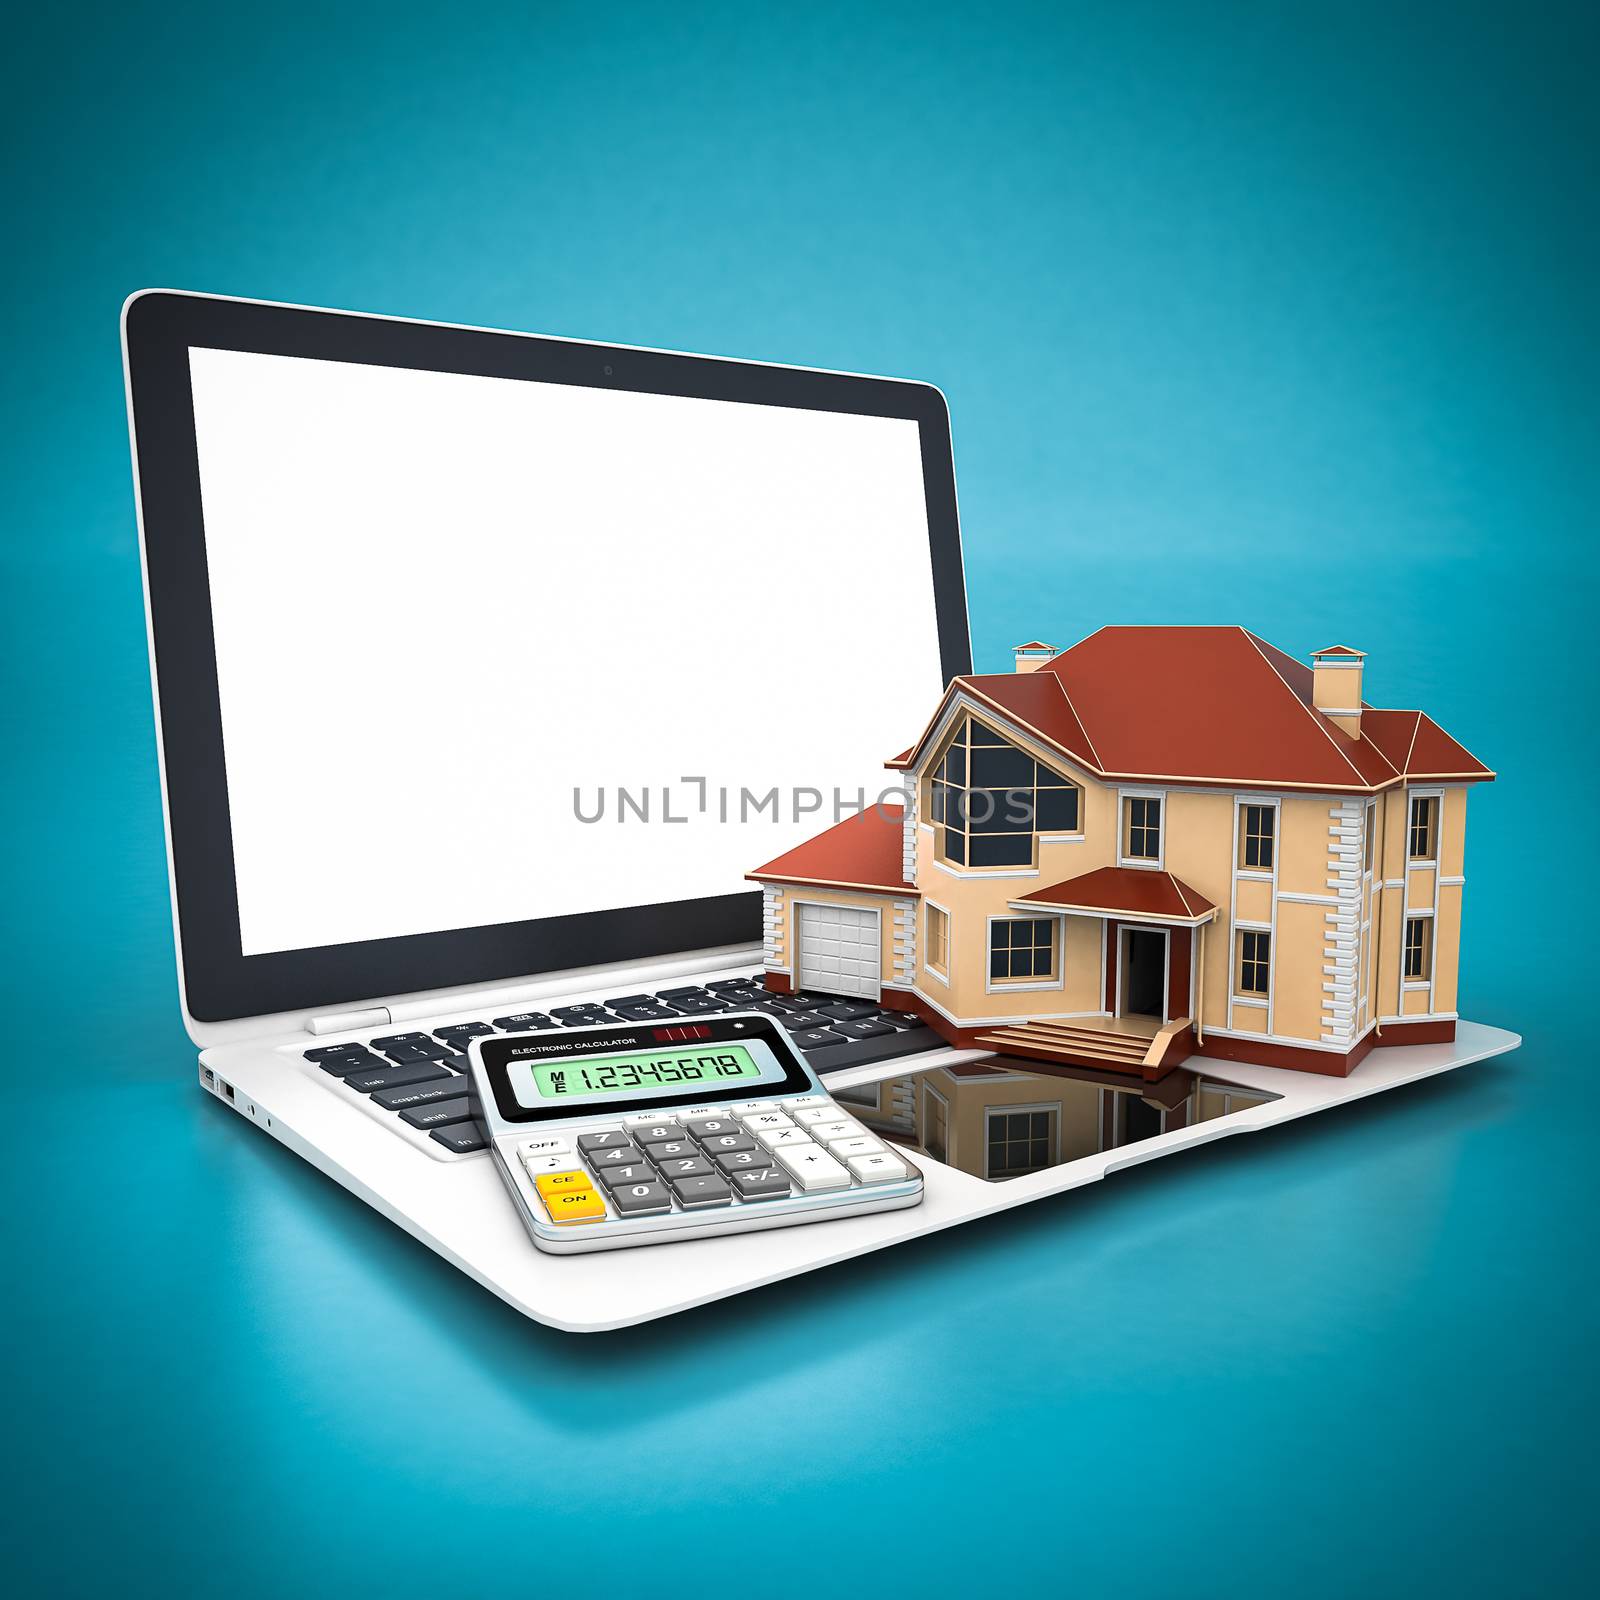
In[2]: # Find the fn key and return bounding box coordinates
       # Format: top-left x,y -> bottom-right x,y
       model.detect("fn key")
429,1123 -> 488,1154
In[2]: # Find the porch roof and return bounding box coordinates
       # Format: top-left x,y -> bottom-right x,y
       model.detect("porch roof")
1013,865 -> 1216,926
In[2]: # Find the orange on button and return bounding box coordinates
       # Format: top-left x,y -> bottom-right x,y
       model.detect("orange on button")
541,1186 -> 607,1224
534,1170 -> 590,1196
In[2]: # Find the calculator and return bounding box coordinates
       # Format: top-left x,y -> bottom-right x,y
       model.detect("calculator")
466,1012 -> 923,1253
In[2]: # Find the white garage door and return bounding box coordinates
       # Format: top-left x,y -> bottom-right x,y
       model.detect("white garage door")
796,903 -> 881,999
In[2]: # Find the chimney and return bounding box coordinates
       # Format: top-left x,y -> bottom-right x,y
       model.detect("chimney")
1013,640 -> 1060,674
1310,645 -> 1365,738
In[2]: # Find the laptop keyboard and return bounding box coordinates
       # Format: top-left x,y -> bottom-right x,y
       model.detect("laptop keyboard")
302,975 -> 938,1157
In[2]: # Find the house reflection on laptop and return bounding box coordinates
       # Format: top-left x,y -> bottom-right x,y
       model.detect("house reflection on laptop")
832,1057 -> 1278,1181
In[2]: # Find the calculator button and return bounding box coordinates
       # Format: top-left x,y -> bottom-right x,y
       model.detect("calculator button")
655,1155 -> 714,1180
542,1187 -> 608,1224
847,1151 -> 910,1184
756,1127 -> 814,1149
629,1121 -> 683,1144
714,1148 -> 768,1173
740,1111 -> 794,1132
587,1142 -> 646,1168
518,1135 -> 572,1159
811,1120 -> 861,1142
523,1154 -> 582,1175
732,1101 -> 780,1116
829,1136 -> 888,1159
701,1132 -> 757,1154
577,1129 -> 633,1151
729,1165 -> 791,1200
642,1139 -> 697,1163
685,1117 -> 741,1139
608,1181 -> 673,1215
535,1170 -> 592,1196
595,1162 -> 655,1189
773,1144 -> 851,1191
670,1174 -> 733,1208
787,1103 -> 842,1125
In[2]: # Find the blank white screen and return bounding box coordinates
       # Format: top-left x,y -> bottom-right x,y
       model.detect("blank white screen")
187,346 -> 945,957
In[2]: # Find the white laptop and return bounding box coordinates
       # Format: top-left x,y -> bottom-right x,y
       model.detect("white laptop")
123,290 -> 1518,1332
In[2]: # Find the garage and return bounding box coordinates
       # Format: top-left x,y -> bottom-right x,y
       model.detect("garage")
796,902 -> 881,999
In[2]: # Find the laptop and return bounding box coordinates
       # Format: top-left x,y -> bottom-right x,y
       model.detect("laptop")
124,291 -> 1518,1332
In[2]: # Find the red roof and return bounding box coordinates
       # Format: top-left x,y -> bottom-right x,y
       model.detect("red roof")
888,626 -> 1492,792
1016,866 -> 1216,924
747,805 -> 913,896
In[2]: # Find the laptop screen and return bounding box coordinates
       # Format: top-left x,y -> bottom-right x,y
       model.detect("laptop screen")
186,345 -> 944,959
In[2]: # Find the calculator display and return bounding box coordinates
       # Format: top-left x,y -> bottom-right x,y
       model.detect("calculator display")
508,1042 -> 778,1111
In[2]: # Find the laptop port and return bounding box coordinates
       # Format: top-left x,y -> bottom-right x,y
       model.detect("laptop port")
222,1081 -> 235,1102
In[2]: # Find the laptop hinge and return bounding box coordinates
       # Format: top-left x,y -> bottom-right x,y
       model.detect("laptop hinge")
307,1004 -> 393,1036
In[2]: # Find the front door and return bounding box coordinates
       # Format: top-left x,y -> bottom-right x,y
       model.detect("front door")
1120,928 -> 1166,1020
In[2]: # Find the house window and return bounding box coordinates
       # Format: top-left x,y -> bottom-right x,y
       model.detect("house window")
925,904 -> 950,975
1408,795 -> 1438,861
1240,804 -> 1275,869
930,716 -> 1081,869
1124,795 -> 1162,861
986,1107 -> 1055,1179
1404,916 -> 1433,981
1364,801 -> 1376,873
1237,929 -> 1271,996
989,917 -> 1056,982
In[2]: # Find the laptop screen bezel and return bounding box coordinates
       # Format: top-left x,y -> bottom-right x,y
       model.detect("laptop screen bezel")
123,291 -> 970,1023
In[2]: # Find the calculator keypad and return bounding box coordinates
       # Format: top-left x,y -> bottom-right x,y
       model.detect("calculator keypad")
518,1095 -> 912,1229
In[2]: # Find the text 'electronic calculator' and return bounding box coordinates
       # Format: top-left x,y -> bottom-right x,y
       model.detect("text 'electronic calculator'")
468,1014 -> 923,1253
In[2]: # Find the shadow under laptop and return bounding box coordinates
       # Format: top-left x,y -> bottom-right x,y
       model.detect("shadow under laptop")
217,1052 -> 1513,1430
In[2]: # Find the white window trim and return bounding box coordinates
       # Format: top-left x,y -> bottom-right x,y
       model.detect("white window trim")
982,1102 -> 1061,1180
1117,787 -> 1166,869
923,898 -> 952,986
984,913 -> 1064,994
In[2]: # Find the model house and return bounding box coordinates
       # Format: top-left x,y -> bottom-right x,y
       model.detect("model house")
749,626 -> 1492,1080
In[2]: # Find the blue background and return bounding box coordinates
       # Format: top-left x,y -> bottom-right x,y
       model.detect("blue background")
4,2 -> 1594,1593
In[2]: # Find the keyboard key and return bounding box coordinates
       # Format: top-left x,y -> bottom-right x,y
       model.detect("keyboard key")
830,1018 -> 897,1041
817,1003 -> 877,1023
372,1077 -> 469,1110
430,1123 -> 489,1154
791,1029 -> 850,1052
729,1165 -> 790,1200
541,1187 -> 607,1223
756,1127 -> 813,1149
577,1128 -> 633,1151
608,1180 -> 673,1216
775,1012 -> 832,1032
372,1030 -> 448,1052
656,985 -> 711,1000
641,1138 -> 697,1163
605,995 -> 657,1009
344,1061 -> 453,1093
304,1042 -> 372,1062
700,1132 -> 757,1155
669,1173 -> 732,1207
517,1135 -> 572,1159
663,996 -> 724,1015
587,1142 -> 646,1168
613,1004 -> 682,1022
311,1048 -> 390,1077
875,1011 -> 930,1032
714,1148 -> 768,1173
535,1170 -> 592,1196
595,1162 -> 655,1188
492,1012 -> 555,1030
773,1143 -> 851,1190
629,1121 -> 683,1144
654,1154 -> 714,1181
399,1097 -> 474,1129
829,1135 -> 888,1159
798,1028 -> 939,1075
434,1021 -> 495,1049
375,1040 -> 455,1065
847,1151 -> 909,1183
811,1120 -> 862,1142
685,1116 -> 742,1140
552,1004 -> 610,1020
